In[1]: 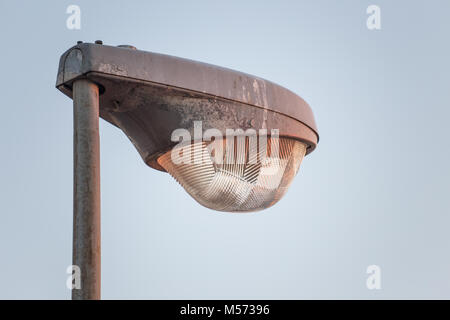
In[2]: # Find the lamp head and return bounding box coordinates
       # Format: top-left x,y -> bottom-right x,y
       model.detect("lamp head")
56,42 -> 319,212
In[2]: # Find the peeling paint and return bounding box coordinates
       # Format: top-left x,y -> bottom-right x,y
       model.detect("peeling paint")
97,63 -> 128,76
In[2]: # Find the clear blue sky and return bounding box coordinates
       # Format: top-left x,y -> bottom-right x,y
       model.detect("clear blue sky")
0,0 -> 449,299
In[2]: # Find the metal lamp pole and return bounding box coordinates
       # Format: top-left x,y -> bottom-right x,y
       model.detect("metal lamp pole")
72,79 -> 101,300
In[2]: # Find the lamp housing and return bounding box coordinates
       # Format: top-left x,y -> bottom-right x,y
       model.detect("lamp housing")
56,42 -> 319,212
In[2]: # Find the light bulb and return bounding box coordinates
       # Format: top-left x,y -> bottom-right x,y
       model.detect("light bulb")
157,136 -> 306,212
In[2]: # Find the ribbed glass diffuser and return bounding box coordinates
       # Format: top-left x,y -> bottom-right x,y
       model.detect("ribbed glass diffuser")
157,136 -> 307,212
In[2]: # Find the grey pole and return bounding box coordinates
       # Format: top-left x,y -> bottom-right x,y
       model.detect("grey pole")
72,79 -> 101,300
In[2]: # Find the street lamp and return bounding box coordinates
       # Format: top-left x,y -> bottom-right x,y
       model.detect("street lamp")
56,41 -> 319,299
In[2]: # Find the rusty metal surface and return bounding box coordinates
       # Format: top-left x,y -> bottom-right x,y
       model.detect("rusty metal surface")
72,79 -> 101,300
56,43 -> 319,137
56,42 -> 319,172
94,73 -> 317,171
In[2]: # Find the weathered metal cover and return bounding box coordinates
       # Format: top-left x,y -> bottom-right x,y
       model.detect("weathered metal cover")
56,42 -> 319,171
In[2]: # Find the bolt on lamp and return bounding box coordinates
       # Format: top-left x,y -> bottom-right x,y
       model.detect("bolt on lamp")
56,41 -> 319,299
